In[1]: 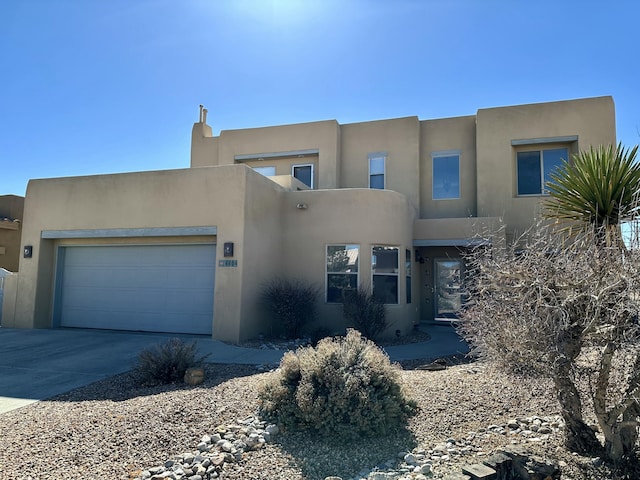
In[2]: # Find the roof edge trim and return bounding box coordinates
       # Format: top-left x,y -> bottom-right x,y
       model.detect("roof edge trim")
41,226 -> 218,239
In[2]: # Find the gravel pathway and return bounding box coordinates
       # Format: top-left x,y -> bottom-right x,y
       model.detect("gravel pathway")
0,360 -> 628,480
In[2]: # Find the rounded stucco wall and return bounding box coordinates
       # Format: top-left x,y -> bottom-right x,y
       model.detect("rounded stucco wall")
279,188 -> 418,338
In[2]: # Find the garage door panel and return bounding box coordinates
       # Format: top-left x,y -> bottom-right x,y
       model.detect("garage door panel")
61,309 -> 213,334
63,265 -> 213,289
57,244 -> 215,334
63,267 -> 165,288
64,289 -> 214,313
163,290 -> 214,311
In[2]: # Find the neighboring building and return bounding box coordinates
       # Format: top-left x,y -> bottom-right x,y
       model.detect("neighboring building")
0,195 -> 24,325
0,195 -> 24,273
2,96 -> 616,342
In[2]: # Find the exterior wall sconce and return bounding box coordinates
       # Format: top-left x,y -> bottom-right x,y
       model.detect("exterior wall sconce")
296,203 -> 307,209
223,242 -> 234,257
23,245 -> 33,258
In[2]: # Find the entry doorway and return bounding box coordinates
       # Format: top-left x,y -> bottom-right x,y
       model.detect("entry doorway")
434,258 -> 463,320
416,246 -> 466,322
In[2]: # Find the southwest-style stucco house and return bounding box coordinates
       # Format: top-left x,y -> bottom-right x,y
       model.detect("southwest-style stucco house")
1,96 -> 616,342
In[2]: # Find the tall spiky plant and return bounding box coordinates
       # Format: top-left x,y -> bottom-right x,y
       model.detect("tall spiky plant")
543,143 -> 640,246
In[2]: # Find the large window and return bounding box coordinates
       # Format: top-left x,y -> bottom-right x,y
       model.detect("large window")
253,166 -> 276,176
369,153 -> 386,189
432,152 -> 460,199
372,246 -> 398,304
326,244 -> 359,303
292,164 -> 314,188
517,147 -> 568,195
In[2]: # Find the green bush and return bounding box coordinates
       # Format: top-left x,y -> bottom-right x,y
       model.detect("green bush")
261,278 -> 319,339
343,286 -> 388,341
134,338 -> 209,385
258,329 -> 418,441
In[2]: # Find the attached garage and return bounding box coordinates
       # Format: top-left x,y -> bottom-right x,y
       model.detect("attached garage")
53,244 -> 216,334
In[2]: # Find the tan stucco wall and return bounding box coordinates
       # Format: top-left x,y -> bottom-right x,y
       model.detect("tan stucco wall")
195,120 -> 341,190
419,115 -> 477,219
340,116 -> 421,211
413,217 -> 501,243
280,188 -> 418,337
234,168 -> 286,341
476,96 -> 616,240
190,122 -> 217,167
268,175 -> 310,191
9,165 -> 287,342
9,163 -> 420,341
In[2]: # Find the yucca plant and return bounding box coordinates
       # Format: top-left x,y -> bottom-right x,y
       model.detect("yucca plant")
543,143 -> 640,246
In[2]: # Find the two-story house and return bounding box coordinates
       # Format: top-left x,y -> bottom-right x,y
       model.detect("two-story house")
2,96 -> 616,342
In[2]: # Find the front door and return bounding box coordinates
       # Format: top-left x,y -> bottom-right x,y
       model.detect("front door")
434,258 -> 463,320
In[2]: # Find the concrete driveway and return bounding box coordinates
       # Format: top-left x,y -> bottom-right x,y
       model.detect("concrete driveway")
0,328 -> 283,414
0,323 -> 468,414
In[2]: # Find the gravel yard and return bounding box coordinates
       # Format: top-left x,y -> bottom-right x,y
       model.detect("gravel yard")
0,359 -> 631,480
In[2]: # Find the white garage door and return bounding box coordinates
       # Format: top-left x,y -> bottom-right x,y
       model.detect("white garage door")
56,244 -> 215,334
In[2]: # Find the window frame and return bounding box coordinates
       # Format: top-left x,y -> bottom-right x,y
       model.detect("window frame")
326,244 -> 359,304
371,245 -> 399,305
516,146 -> 570,196
291,163 -> 314,189
405,249 -> 411,304
432,150 -> 461,200
368,152 -> 387,189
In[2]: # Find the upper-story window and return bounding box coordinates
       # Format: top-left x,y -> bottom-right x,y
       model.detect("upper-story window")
516,147 -> 569,195
253,166 -> 276,176
369,152 -> 386,189
432,151 -> 460,200
292,164 -> 314,189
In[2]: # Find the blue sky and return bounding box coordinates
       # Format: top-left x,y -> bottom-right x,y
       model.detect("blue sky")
1,0 -> 639,196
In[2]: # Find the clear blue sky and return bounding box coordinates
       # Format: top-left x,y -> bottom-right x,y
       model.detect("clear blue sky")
1,0 -> 638,196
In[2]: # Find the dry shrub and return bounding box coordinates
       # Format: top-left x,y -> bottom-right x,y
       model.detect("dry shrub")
259,329 -> 417,441
342,286 -> 388,341
459,221 -> 640,464
134,338 -> 209,385
261,278 -> 319,339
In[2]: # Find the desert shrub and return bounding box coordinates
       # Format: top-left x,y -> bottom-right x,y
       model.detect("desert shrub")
342,286 -> 388,341
261,278 -> 319,339
134,338 -> 209,385
259,329 -> 417,441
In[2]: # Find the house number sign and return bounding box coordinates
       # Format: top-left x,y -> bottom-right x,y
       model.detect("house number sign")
218,260 -> 238,267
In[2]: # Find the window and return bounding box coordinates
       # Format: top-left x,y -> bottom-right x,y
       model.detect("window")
326,244 -> 359,303
253,166 -> 276,176
369,153 -> 386,189
432,152 -> 460,199
292,164 -> 314,188
405,249 -> 411,304
517,147 -> 568,195
372,246 -> 398,304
